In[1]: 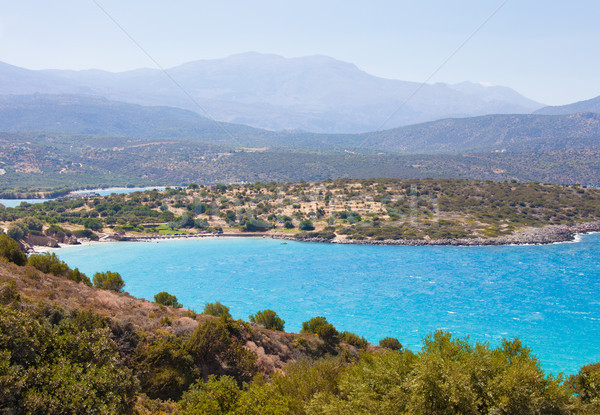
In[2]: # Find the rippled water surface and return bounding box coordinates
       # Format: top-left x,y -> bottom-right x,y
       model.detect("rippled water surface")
57,233 -> 600,374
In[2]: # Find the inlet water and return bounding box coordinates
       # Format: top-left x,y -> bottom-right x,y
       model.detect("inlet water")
56,233 -> 600,374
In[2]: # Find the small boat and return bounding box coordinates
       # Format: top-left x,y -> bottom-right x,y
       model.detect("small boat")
281,242 -> 288,245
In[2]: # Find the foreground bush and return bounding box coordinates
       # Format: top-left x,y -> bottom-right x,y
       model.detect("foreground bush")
0,304 -> 137,414
27,252 -> 91,285
0,234 -> 27,266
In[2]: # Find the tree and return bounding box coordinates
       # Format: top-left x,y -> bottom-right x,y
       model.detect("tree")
379,337 -> 402,351
203,302 -> 231,318
154,291 -> 182,308
6,223 -> 25,241
298,220 -> 315,231
249,309 -> 285,331
83,218 -> 103,231
93,271 -> 125,292
0,234 -> 27,266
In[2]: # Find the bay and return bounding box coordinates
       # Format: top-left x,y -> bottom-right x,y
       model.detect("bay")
56,233 -> 600,374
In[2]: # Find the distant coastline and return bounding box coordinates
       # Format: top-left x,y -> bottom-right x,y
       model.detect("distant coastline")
31,222 -> 600,253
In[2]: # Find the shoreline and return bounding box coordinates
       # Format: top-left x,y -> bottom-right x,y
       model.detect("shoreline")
31,222 -> 600,253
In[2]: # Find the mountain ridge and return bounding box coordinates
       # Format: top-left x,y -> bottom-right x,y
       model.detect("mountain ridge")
0,53 -> 544,133
534,95 -> 600,116
0,93 -> 597,154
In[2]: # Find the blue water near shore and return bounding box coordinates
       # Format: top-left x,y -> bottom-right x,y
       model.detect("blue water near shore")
56,233 -> 600,375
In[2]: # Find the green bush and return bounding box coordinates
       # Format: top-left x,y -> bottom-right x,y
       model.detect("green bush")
379,336 -> 402,351
154,291 -> 182,308
339,331 -> 369,349
134,332 -> 195,401
27,252 -> 69,276
0,280 -> 20,305
25,252 -> 91,285
186,318 -> 256,384
203,302 -> 231,318
298,220 -> 315,231
83,217 -> 103,231
0,234 -> 27,266
249,309 -> 285,331
0,305 -> 137,413
301,316 -> 339,346
6,223 -> 26,241
93,271 -> 125,292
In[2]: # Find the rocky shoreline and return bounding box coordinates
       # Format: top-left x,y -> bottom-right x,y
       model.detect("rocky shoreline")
270,222 -> 600,247
28,222 -> 600,252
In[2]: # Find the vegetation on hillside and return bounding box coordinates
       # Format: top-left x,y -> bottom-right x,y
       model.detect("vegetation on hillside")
2,178 -> 600,244
2,132 -> 600,200
1,265 -> 599,414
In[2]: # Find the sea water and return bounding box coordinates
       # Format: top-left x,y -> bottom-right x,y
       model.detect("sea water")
56,233 -> 600,374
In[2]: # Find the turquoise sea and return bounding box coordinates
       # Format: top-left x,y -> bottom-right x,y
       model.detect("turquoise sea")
56,233 -> 600,375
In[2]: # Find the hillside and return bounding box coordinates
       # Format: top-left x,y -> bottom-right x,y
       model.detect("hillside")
359,112 -> 600,153
1,94 -> 599,156
0,53 -> 543,133
535,95 -> 600,115
3,179 -> 600,248
0,94 -> 275,145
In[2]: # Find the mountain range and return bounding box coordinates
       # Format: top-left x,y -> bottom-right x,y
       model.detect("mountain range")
0,93 -> 599,154
0,53 -> 545,133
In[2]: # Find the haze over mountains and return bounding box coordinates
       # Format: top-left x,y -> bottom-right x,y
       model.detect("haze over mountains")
1,93 -> 599,155
0,52 -> 545,133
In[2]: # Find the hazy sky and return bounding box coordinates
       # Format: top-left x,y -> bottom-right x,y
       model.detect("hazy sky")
1,1 -> 598,105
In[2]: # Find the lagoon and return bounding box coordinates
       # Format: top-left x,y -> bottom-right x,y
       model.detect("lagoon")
56,233 -> 600,374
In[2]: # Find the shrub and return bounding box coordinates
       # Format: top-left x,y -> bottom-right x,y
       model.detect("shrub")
6,223 -> 26,241
187,318 -> 257,383
66,267 -> 92,286
133,332 -> 195,401
339,331 -> 369,349
249,309 -> 285,331
27,252 -> 69,276
301,316 -> 339,346
0,280 -> 20,305
203,302 -> 231,318
0,234 -> 27,266
154,291 -> 182,308
379,337 -> 403,351
298,220 -> 315,231
83,218 -> 103,231
93,271 -> 125,292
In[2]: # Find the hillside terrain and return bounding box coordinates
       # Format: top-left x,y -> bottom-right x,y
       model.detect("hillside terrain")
0,53 -> 543,132
1,226 -> 599,413
535,94 -> 600,116
3,179 -> 600,248
2,127 -> 600,198
0,94 -> 598,155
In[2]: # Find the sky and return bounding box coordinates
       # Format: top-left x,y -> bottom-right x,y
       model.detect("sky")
0,0 -> 599,105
